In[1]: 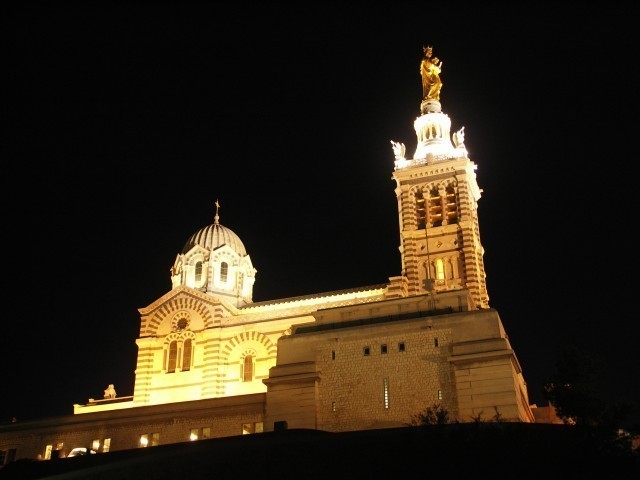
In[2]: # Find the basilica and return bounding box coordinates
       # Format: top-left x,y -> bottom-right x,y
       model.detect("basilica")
0,48 -> 540,464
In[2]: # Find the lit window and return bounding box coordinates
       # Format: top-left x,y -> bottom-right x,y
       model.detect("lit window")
429,187 -> 443,227
44,445 -> 52,460
436,258 -> 445,280
398,342 -> 405,352
242,355 -> 254,382
139,433 -> 159,448
381,344 -> 388,354
220,262 -> 228,283
92,439 -> 100,451
182,338 -> 192,372
190,429 -> 199,441
332,401 -> 336,412
195,261 -> 202,283
242,422 -> 262,434
103,438 -> 111,453
364,346 -> 370,356
416,190 -> 426,229
167,341 -> 177,373
445,185 -> 458,224
202,427 -> 211,439
383,378 -> 390,409
438,389 -> 443,400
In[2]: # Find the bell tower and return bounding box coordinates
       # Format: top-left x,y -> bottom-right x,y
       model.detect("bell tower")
390,47 -> 489,309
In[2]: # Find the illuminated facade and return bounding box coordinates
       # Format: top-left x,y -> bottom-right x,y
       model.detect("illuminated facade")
0,63 -> 536,464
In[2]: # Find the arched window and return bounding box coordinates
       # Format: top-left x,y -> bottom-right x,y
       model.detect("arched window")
167,341 -> 178,373
436,258 -> 445,280
182,338 -> 192,372
194,262 -> 202,283
220,262 -> 228,284
429,187 -> 443,227
242,355 -> 253,382
445,185 -> 458,224
415,190 -> 426,230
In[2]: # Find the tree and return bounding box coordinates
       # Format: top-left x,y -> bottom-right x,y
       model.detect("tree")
409,403 -> 451,426
542,345 -> 633,428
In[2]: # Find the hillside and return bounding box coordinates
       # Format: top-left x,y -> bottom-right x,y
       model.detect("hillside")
1,424 -> 638,479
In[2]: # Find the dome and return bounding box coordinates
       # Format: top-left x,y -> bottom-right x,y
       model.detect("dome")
182,222 -> 247,256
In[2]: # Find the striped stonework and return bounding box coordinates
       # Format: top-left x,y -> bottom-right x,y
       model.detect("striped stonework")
393,156 -> 489,308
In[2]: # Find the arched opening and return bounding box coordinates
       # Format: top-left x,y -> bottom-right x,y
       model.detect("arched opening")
242,355 -> 253,382
182,338 -> 192,372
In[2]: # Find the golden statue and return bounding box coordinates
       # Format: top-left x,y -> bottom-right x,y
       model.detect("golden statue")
420,46 -> 443,101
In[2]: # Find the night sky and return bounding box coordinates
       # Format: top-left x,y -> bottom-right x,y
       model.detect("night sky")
5,4 -> 638,427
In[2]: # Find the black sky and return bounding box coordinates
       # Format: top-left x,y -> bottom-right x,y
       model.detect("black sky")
4,4 -> 639,427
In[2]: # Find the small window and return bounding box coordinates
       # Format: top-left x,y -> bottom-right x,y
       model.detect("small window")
416,190 -> 426,230
332,401 -> 336,412
102,439 -> 111,453
381,344 -> 388,354
436,258 -> 445,280
140,433 -> 159,447
383,378 -> 390,409
202,427 -> 211,439
434,337 -> 439,347
438,389 -> 443,400
190,428 -> 199,441
242,422 -> 263,434
167,341 -> 177,373
182,338 -> 192,371
398,342 -> 405,352
44,445 -> 52,460
331,350 -> 336,360
220,262 -> 228,283
242,355 -> 254,382
363,346 -> 371,356
195,261 -> 202,283
91,440 -> 100,451
0,449 -> 16,466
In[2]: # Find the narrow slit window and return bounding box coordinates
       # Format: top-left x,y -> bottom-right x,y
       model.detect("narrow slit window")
363,346 -> 371,356
436,258 -> 445,280
416,190 -> 426,229
167,341 -> 177,373
242,355 -> 253,382
381,344 -> 388,354
434,337 -> 439,347
398,342 -> 405,352
220,262 -> 228,284
383,378 -> 390,409
182,338 -> 192,371
195,261 -> 202,283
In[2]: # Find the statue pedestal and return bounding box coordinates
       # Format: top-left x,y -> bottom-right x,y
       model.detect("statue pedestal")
421,99 -> 441,114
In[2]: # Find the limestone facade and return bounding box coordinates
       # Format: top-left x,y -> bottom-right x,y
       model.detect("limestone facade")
0,66 -> 536,466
